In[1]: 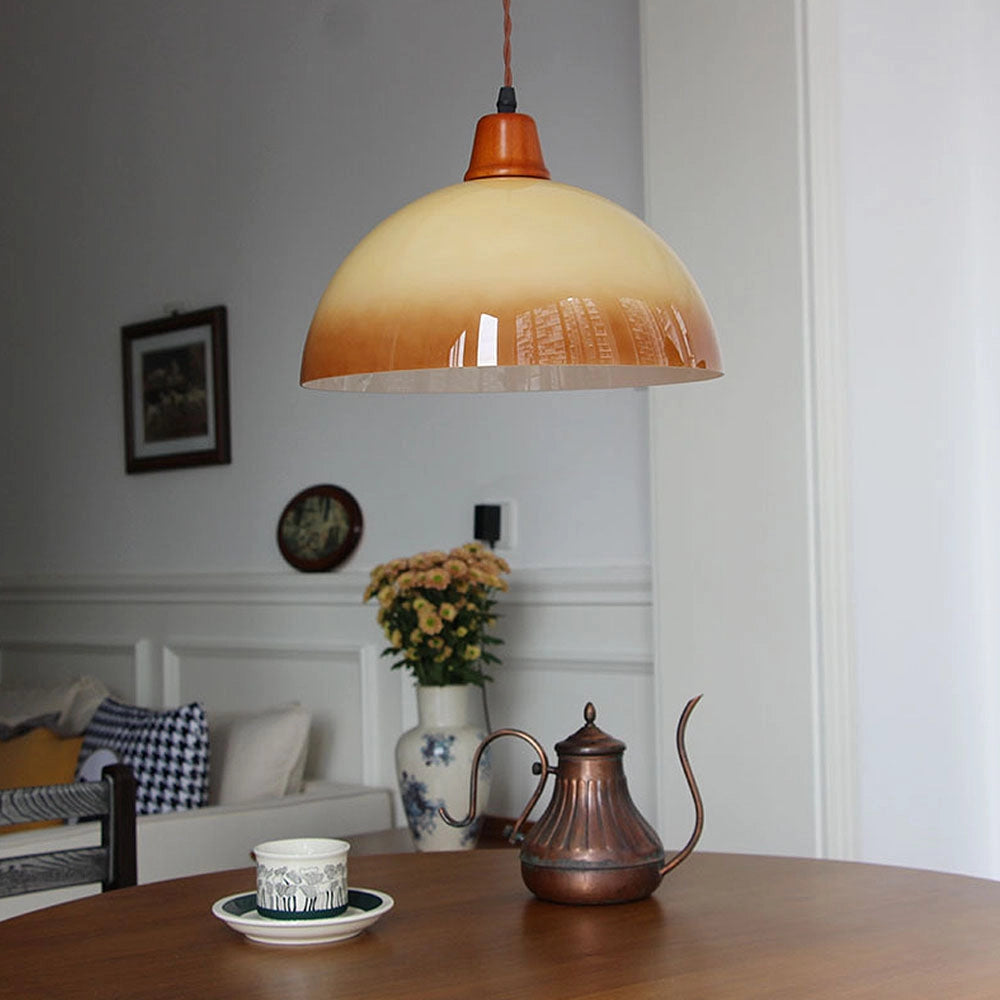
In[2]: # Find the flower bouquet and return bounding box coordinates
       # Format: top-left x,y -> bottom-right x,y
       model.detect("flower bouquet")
364,542 -> 510,687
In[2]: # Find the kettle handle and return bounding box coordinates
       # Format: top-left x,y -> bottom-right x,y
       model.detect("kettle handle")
439,728 -> 553,843
659,695 -> 705,876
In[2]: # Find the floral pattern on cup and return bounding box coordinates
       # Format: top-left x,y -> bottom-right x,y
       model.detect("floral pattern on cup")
257,860 -> 347,917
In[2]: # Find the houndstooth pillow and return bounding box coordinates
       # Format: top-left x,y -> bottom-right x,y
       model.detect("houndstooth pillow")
77,698 -> 210,814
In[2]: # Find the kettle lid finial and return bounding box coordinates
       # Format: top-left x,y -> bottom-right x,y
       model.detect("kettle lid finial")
555,702 -> 627,757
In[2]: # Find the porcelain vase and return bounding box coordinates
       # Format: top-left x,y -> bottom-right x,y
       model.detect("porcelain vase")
395,684 -> 491,851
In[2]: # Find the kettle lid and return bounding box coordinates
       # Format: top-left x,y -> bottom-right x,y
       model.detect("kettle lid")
554,703 -> 626,757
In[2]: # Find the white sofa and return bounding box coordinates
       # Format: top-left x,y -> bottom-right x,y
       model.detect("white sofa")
0,779 -> 392,920
0,674 -> 396,920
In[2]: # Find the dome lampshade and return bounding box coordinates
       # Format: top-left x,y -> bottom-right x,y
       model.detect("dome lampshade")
300,70 -> 721,393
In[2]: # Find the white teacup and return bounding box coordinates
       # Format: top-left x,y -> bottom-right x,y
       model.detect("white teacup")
253,838 -> 350,920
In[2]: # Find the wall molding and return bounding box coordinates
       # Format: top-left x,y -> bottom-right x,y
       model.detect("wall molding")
0,637 -> 141,657
798,0 -> 859,861
159,636 -> 373,701
0,565 -> 652,608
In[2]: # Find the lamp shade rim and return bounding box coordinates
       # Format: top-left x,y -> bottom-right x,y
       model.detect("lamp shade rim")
301,364 -> 723,394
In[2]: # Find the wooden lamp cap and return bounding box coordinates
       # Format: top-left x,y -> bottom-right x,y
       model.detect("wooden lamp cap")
464,112 -> 550,181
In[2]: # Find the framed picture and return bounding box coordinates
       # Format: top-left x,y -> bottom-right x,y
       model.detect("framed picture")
277,484 -> 363,572
121,306 -> 231,474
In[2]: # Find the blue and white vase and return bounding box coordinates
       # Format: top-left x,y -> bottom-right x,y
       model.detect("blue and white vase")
395,684 -> 491,852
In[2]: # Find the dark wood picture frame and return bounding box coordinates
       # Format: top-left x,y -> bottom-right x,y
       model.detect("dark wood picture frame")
277,484 -> 363,572
121,306 -> 231,474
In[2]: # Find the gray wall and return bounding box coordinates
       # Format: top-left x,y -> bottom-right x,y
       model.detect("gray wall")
0,0 -> 649,577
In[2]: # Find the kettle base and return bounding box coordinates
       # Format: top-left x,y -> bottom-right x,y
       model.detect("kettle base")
521,859 -> 664,906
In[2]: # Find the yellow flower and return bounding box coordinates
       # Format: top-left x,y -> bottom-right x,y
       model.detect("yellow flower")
419,611 -> 443,635
364,543 -> 509,685
366,565 -> 388,594
445,558 -> 468,578
422,568 -> 451,591
410,549 -> 448,571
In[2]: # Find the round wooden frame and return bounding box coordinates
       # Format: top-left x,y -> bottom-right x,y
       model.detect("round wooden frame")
277,484 -> 363,573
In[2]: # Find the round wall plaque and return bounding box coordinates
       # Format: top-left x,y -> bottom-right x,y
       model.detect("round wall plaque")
277,484 -> 363,572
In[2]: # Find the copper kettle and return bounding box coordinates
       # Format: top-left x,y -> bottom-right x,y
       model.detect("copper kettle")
441,697 -> 704,905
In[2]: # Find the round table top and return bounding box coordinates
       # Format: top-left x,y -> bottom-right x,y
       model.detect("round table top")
4,849 -> 1000,999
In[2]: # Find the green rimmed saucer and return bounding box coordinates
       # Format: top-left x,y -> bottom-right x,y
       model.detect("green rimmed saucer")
212,888 -> 393,947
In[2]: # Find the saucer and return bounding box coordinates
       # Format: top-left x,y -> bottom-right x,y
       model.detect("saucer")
212,888 -> 394,947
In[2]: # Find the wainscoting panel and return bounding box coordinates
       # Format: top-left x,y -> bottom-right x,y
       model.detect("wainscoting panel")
0,568 -> 654,827
0,638 -> 142,702
163,640 -> 369,785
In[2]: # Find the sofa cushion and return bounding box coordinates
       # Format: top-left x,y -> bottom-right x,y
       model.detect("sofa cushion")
0,727 -> 85,833
0,675 -> 109,739
208,703 -> 310,805
78,699 -> 209,814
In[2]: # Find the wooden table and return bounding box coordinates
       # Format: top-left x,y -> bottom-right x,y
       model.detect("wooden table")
4,848 -> 1000,999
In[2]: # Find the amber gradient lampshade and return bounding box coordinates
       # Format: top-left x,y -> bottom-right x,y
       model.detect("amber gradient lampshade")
301,112 -> 722,393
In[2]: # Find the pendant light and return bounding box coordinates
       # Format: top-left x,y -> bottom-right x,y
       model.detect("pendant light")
300,1 -> 722,393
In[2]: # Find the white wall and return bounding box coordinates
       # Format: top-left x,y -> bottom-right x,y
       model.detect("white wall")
0,0 -> 649,577
644,0 -> 1000,879
841,0 -> 1000,877
643,0 -> 821,859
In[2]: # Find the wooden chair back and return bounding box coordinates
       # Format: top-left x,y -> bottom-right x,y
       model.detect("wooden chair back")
0,763 -> 137,898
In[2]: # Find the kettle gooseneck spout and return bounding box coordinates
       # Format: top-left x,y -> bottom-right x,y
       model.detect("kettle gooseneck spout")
659,694 -> 704,876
